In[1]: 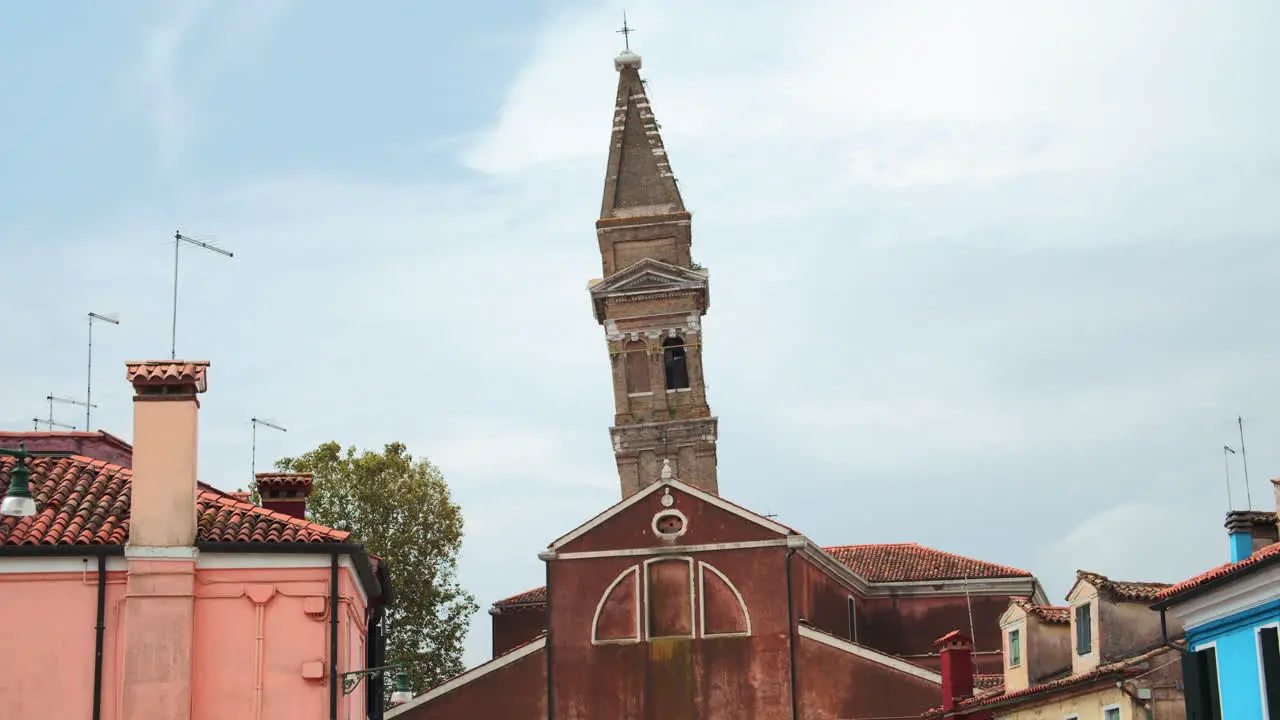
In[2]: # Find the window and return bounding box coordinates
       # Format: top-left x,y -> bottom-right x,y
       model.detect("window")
624,340 -> 651,395
1008,628 -> 1021,667
1102,706 -> 1120,720
1075,603 -> 1092,655
847,596 -> 857,642
662,336 -> 689,390
1182,645 -> 1222,720
1259,626 -> 1280,718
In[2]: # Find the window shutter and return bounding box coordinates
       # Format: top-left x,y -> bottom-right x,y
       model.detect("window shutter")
1261,628 -> 1280,719
1182,649 -> 1206,720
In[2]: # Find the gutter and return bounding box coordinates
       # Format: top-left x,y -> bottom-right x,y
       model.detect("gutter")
331,554 -> 339,720
92,553 -> 107,720
786,544 -> 800,720
544,554 -> 555,720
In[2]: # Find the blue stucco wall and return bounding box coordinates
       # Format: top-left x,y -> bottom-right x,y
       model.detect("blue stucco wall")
1188,597 -> 1280,719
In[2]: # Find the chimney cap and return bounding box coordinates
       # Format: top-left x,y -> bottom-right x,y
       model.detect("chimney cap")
934,630 -> 972,648
125,360 -> 210,393
255,472 -> 314,493
1225,509 -> 1277,532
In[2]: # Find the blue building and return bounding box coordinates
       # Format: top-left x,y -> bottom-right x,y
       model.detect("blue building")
1152,509 -> 1280,719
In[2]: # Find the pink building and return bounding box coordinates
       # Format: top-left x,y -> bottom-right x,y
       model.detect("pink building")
0,360 -> 393,720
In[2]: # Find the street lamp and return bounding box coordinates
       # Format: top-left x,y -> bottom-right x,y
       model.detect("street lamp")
391,669 -> 413,705
0,444 -> 37,517
338,662 -> 414,705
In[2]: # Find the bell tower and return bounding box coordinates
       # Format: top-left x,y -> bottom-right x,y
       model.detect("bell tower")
588,47 -> 718,499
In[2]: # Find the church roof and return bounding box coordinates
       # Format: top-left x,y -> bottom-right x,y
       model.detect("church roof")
599,49 -> 685,220
492,542 -> 1030,610
823,543 -> 1032,583
0,453 -> 350,547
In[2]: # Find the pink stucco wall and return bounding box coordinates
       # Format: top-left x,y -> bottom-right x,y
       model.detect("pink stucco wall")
0,556 -> 368,720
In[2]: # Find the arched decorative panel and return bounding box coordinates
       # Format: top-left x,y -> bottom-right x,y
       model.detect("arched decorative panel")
591,566 -> 640,644
698,562 -> 750,637
644,557 -> 695,639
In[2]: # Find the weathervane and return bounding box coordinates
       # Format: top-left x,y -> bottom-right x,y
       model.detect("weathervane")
617,11 -> 635,51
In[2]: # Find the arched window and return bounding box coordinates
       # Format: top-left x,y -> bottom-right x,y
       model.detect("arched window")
663,336 -> 689,390
624,340 -> 650,395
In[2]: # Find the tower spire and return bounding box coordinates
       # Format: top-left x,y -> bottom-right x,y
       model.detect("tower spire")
601,36 -> 684,220
589,41 -> 719,499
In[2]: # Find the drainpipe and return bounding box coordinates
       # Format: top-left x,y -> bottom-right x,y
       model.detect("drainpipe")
92,553 -> 107,720
786,541 -> 801,720
542,552 -> 555,720
330,553 -> 339,720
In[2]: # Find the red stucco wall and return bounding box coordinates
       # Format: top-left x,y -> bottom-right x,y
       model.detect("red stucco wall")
393,645 -> 547,720
493,605 -> 547,656
796,632 -> 941,720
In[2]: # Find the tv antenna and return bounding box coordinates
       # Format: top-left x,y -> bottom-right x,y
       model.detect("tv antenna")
171,231 -> 233,360
1238,416 -> 1253,510
33,417 -> 75,431
251,417 -> 287,480
45,394 -> 93,431
86,312 -> 120,430
1224,445 -> 1237,509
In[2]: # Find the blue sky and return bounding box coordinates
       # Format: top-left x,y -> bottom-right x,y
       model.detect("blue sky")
3,0 -> 1280,668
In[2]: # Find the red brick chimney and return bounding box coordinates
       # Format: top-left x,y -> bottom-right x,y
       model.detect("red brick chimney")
254,472 -> 313,519
936,630 -> 975,712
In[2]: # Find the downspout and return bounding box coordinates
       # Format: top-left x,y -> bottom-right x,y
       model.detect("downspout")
786,547 -> 800,720
545,557 -> 554,720
330,553 -> 340,720
92,553 -> 107,720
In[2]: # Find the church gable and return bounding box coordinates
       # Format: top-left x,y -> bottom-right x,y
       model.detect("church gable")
549,478 -> 792,556
589,258 -> 708,323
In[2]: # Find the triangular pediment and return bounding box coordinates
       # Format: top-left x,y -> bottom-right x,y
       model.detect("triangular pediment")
546,476 -> 793,556
590,258 -> 708,298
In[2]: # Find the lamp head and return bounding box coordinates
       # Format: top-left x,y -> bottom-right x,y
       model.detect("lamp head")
1,445 -> 37,518
390,668 -> 413,705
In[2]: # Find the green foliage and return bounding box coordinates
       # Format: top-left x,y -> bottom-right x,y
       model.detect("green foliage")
276,441 -> 477,696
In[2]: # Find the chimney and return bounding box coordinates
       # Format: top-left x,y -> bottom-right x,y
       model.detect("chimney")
254,472 -> 313,519
120,360 -> 208,720
126,360 -> 208,547
936,630 -> 975,712
1226,509 -> 1279,562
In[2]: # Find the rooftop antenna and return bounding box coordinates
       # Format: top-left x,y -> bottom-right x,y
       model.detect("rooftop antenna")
1238,416 -> 1253,510
250,417 -> 287,481
86,312 -> 120,430
46,394 -> 93,431
617,10 -> 635,51
171,231 -> 233,360
1224,445 -> 1237,510
963,575 -> 977,651
33,417 -> 75,431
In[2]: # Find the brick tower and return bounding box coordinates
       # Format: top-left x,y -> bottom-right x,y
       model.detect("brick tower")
588,48 -> 718,499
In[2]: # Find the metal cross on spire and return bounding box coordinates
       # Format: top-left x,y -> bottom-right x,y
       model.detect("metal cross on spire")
617,11 -> 635,51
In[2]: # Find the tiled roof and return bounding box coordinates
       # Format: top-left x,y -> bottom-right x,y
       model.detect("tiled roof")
1076,570 -> 1170,603
824,543 -> 1032,583
255,473 -> 314,492
1155,541 -> 1280,605
124,360 -> 209,391
1011,597 -> 1070,624
492,586 -> 548,608
489,543 -> 1030,609
973,674 -> 1004,691
924,645 -> 1177,717
0,455 -> 348,547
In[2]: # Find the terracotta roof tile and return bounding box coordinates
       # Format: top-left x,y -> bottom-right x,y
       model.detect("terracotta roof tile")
1076,570 -> 1170,602
255,472 -> 313,492
0,455 -> 347,547
125,360 -> 209,392
924,645 -> 1178,717
823,543 -> 1032,583
1155,541 -> 1280,604
492,586 -> 548,608
1011,597 -> 1070,624
489,543 -> 1030,610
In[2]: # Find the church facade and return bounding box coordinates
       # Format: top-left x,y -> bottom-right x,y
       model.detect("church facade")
389,48 -> 1044,720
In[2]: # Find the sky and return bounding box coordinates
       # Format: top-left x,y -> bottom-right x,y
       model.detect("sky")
2,0 -> 1279,668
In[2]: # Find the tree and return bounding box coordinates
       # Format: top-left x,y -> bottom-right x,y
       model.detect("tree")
275,441 -> 477,696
